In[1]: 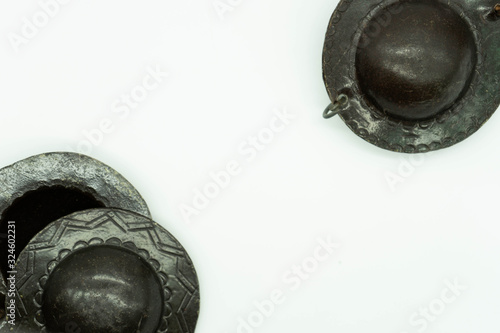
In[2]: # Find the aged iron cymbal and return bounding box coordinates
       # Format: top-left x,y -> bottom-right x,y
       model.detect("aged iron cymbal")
5,208 -> 199,333
323,0 -> 500,153
0,152 -> 151,321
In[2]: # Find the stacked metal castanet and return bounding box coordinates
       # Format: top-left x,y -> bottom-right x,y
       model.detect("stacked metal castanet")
0,152 -> 200,333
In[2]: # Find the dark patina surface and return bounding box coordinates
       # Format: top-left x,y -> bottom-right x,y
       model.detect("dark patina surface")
323,0 -> 500,153
0,152 -> 151,325
4,208 -> 199,333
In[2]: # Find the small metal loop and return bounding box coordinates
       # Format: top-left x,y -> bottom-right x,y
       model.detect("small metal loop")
323,103 -> 340,119
323,94 -> 349,119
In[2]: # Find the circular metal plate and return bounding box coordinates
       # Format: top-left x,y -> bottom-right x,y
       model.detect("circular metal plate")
323,0 -> 500,153
7,208 -> 199,333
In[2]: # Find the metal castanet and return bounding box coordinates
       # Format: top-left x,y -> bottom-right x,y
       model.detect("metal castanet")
323,0 -> 500,153
5,208 -> 200,333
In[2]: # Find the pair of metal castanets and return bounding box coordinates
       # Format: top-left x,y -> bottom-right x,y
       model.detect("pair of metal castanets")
0,153 -> 199,333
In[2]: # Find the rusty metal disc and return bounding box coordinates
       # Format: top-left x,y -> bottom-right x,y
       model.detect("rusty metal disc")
323,0 -> 500,153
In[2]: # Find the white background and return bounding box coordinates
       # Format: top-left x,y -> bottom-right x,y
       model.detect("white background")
0,1 -> 499,332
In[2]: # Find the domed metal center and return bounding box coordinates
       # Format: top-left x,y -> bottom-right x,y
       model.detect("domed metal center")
356,0 -> 477,121
42,245 -> 163,333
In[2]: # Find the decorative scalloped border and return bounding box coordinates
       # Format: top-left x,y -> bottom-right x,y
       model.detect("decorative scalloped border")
33,237 -> 173,333
323,0 -> 496,153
